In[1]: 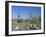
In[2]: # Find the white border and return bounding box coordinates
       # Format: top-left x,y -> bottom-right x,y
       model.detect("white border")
9,3 -> 44,35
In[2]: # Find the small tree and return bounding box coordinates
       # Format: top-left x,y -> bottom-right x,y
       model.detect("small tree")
17,11 -> 23,23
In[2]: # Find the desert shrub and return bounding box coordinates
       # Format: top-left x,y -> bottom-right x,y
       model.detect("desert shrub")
17,19 -> 23,23
29,16 -> 41,30
25,19 -> 29,22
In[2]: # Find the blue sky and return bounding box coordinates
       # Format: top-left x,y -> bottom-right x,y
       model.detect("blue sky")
12,6 -> 41,19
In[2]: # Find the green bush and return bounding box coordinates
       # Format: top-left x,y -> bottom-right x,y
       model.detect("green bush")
17,19 -> 23,23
